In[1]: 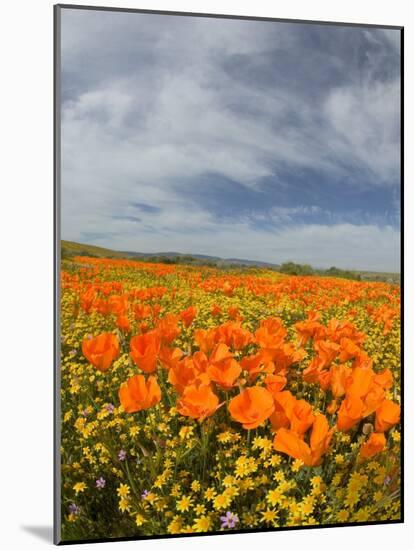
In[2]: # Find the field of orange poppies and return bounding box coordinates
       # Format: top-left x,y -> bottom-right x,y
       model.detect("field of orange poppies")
59,256 -> 401,541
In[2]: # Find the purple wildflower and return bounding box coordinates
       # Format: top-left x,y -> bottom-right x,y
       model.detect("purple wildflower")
105,403 -> 115,413
220,511 -> 239,529
118,449 -> 127,461
384,476 -> 392,486
68,503 -> 79,515
141,490 -> 149,500
69,349 -> 77,357
95,477 -> 106,489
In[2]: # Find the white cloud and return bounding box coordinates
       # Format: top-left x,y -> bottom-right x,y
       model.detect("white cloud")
61,12 -> 401,190
324,80 -> 400,186
60,10 -> 401,271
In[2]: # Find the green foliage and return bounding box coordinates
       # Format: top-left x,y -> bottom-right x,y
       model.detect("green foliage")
324,267 -> 361,281
279,262 -> 314,276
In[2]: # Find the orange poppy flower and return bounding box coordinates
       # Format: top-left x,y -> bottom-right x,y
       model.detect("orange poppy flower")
360,432 -> 386,459
241,353 -> 270,379
222,281 -> 234,296
255,318 -> 287,349
353,351 -> 373,370
192,350 -> 209,373
270,391 -> 314,436
294,317 -> 324,345
336,364 -> 391,431
207,358 -> 241,389
330,364 -> 352,398
80,287 -> 96,314
291,347 -> 307,364
194,328 -> 216,354
273,413 -> 333,466
269,408 -> 291,431
119,374 -> 161,413
269,391 -> 294,431
262,344 -> 304,373
95,298 -> 110,316
156,314 -> 180,344
318,369 -> 332,391
82,332 -> 120,372
116,315 -> 131,332
346,367 -> 375,399
216,322 -> 253,350
289,399 -> 315,436
230,324 -> 253,350
139,322 -> 150,333
206,343 -> 241,389
180,306 -> 197,328
374,369 -> 393,390
134,303 -> 152,321
168,356 -> 210,394
303,357 -> 325,385
158,347 -> 184,370
273,427 -> 312,465
326,399 -> 338,415
228,306 -> 240,320
326,319 -> 365,345
152,304 -> 162,319
309,414 -> 335,465
209,343 -> 233,364
264,374 -> 287,396
130,330 -> 160,373
314,340 -> 340,368
339,337 -> 363,363
108,294 -> 128,316
176,384 -> 220,421
211,303 -> 222,316
363,383 -> 386,417
375,400 -> 400,432
228,386 -> 275,429
336,395 -> 365,431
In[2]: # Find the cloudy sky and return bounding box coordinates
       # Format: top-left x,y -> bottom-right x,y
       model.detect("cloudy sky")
60,8 -> 401,271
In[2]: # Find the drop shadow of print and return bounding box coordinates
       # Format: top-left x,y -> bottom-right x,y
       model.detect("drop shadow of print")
21,525 -> 54,543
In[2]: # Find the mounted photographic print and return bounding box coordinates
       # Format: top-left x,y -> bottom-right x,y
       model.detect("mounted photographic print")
54,4 -> 403,544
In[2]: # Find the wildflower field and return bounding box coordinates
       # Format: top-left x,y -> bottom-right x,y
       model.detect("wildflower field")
59,255 -> 401,541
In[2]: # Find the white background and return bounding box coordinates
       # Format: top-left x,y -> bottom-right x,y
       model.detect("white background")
0,0 -> 411,548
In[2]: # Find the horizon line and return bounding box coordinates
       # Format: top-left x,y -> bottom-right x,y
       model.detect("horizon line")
61,239 -> 401,275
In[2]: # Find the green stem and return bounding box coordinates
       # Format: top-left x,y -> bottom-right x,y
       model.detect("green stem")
125,458 -> 140,500
200,421 -> 210,482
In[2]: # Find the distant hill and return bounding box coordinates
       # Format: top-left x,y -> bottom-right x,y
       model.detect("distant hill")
61,240 -> 128,259
123,249 -> 279,268
61,240 -> 281,269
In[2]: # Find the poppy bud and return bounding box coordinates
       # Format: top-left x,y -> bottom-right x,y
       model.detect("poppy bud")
362,423 -> 374,435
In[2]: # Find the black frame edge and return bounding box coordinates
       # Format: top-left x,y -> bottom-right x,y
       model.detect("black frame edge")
399,26 -> 404,524
55,3 -> 403,30
54,3 -> 63,546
